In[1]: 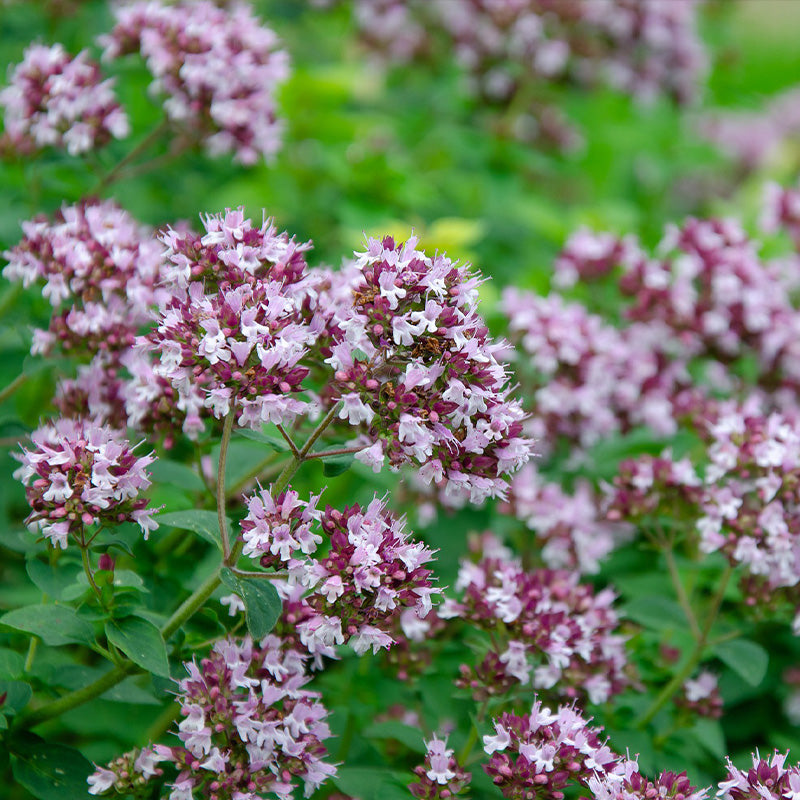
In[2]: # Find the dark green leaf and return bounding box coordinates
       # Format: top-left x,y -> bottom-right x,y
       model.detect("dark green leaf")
219,568 -> 282,639
105,617 -> 170,678
10,733 -> 93,800
622,595 -> 686,631
332,767 -> 403,800
363,720 -> 428,753
0,679 -> 31,714
323,456 -> 354,477
25,558 -> 82,601
714,639 -> 768,687
149,459 -> 205,492
157,510 -> 229,550
0,604 -> 95,647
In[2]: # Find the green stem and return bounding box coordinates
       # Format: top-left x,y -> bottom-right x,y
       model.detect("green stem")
304,446 -> 362,460
23,637 -> 38,673
664,547 -> 701,641
161,567 -> 224,641
636,565 -> 733,728
93,119 -> 170,193
230,568 -> 287,580
80,542 -> 104,606
217,410 -> 236,560
227,456 -> 285,498
276,424 -> 301,458
0,373 -> 28,405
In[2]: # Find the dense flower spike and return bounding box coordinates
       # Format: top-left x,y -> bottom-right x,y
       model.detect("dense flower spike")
13,417 -> 157,548
501,289 -> 686,452
145,209 -> 313,429
321,235 -> 533,505
0,43 -> 128,156
445,534 -> 627,703
88,636 -> 336,800
718,751 -> 800,800
482,698 -> 618,798
102,0 -> 288,164
323,0 -> 705,147
504,465 -> 627,574
410,735 -> 471,799
3,200 -> 162,358
242,492 -> 438,656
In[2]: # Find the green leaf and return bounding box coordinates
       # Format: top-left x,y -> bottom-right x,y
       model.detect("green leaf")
0,604 -> 95,647
149,459 -> 205,492
363,720 -> 428,753
234,428 -> 288,451
157,510 -> 229,550
622,595 -> 686,631
0,679 -> 32,715
714,639 -> 768,687
332,767 -> 404,800
219,568 -> 282,639
10,733 -> 94,800
25,559 -> 82,601
105,617 -> 170,678
689,718 -> 726,758
0,648 -> 24,679
322,455 -> 354,477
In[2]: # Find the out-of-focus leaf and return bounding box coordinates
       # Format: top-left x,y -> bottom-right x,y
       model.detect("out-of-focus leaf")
714,639 -> 768,687
157,510 -> 229,550
149,459 -> 205,492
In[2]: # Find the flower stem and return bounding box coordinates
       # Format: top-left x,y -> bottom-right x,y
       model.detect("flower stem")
0,372 -> 28,405
304,445 -> 362,460
93,119 -> 170,193
664,547 -> 701,641
80,541 -> 104,606
636,564 -> 733,728
217,410 -> 236,560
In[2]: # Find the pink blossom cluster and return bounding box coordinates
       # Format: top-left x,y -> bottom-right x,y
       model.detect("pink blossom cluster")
242,491 -> 438,656
503,464 -> 627,574
323,0 -> 705,148
443,535 -> 627,704
0,43 -> 128,156
482,698 -> 618,797
762,182 -> 800,250
2,200 -> 162,358
697,87 -> 800,172
483,698 -> 710,800
718,751 -> 800,800
678,671 -> 722,719
409,735 -> 471,799
101,0 -> 288,164
13,417 -> 157,548
89,636 -> 336,800
317,234 -> 533,505
501,288 -> 686,452
143,209 -> 314,429
555,217 -> 800,395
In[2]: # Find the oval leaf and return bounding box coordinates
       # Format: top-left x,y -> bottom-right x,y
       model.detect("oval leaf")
11,733 -> 94,800
157,510 -> 229,550
219,568 -> 282,639
105,617 -> 170,678
714,639 -> 768,687
0,604 -> 94,647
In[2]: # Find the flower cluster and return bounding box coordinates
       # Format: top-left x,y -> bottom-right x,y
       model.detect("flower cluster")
319,235 -> 533,505
718,751 -> 800,800
0,42 -> 128,156
89,636 -> 336,800
242,491 -> 438,656
409,735 -> 471,799
324,0 -> 705,148
678,671 -> 723,719
482,699 -> 618,798
504,465 -> 626,574
588,763 -> 708,800
13,417 -> 157,548
88,747 -> 165,796
144,209 -> 313,429
501,288 -> 686,452
762,181 -> 800,250
102,0 -> 288,164
3,200 -> 162,358
444,535 -> 627,704
697,87 -> 800,172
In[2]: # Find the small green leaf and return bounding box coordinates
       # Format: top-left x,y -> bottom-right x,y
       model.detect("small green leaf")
157,510 -> 229,550
322,455 -> 354,477
363,720 -> 428,753
105,617 -> 170,678
0,679 -> 32,715
25,559 -> 82,601
219,568 -> 282,639
234,428 -> 288,451
149,459 -> 205,492
714,639 -> 768,686
622,595 -> 686,631
0,648 -> 24,679
10,732 -> 94,800
0,605 -> 95,647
